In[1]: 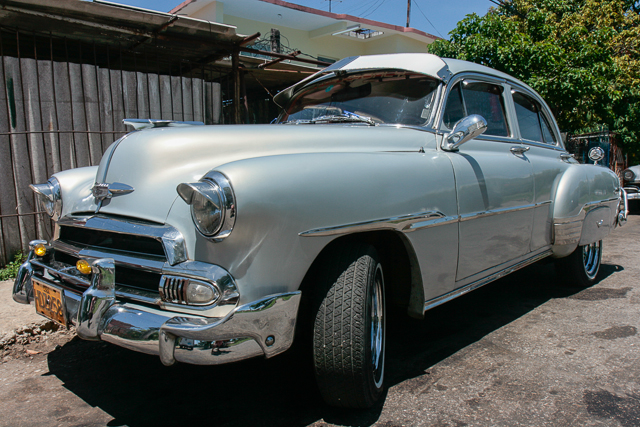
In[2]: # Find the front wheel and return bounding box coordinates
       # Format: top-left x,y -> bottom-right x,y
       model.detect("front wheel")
312,244 -> 386,408
556,240 -> 602,287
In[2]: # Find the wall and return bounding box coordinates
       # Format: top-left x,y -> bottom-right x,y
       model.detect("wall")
0,55 -> 221,265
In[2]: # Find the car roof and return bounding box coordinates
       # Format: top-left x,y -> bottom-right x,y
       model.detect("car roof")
274,53 -> 538,107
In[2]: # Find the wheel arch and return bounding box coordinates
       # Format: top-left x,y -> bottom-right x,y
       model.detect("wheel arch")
298,230 -> 424,320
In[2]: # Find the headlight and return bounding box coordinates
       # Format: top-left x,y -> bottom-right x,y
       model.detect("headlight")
177,171 -> 236,241
30,177 -> 62,220
623,169 -> 635,182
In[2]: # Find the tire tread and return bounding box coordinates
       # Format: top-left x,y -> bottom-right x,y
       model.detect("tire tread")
312,243 -> 382,408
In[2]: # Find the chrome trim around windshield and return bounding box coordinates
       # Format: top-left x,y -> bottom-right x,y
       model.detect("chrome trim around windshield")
56,215 -> 187,265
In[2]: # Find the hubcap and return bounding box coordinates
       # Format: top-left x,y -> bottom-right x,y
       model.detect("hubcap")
582,241 -> 601,280
370,264 -> 385,388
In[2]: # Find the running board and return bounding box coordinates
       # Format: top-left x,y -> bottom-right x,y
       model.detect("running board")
423,249 -> 553,313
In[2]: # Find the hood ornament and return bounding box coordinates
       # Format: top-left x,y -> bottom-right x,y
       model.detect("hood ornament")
92,182 -> 134,212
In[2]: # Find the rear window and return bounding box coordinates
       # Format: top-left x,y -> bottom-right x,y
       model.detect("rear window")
513,92 -> 557,144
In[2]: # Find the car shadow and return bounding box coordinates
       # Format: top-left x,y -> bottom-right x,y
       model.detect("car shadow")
46,261 -> 621,427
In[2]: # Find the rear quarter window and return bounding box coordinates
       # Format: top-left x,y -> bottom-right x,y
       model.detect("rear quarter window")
513,92 -> 557,144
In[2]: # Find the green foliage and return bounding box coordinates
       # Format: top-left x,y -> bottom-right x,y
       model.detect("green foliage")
428,0 -> 640,161
0,252 -> 25,281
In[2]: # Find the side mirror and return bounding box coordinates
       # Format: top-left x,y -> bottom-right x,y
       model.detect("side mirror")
441,114 -> 487,151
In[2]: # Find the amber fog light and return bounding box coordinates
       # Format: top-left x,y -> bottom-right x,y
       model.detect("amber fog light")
34,244 -> 47,257
76,259 -> 92,275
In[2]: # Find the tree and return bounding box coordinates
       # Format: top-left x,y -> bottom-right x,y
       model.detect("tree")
428,0 -> 640,160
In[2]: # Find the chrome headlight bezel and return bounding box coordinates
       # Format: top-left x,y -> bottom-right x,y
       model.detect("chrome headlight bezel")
177,171 -> 236,241
623,169 -> 635,182
30,177 -> 63,220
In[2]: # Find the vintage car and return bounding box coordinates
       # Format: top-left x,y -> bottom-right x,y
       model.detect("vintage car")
14,53 -> 627,408
622,164 -> 640,208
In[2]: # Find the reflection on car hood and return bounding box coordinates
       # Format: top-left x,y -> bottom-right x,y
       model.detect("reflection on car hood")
94,124 -> 427,224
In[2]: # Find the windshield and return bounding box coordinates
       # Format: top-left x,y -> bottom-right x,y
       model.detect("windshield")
279,71 -> 440,126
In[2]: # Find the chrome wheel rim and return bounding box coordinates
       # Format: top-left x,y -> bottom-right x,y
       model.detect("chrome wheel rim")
582,241 -> 601,280
370,264 -> 385,389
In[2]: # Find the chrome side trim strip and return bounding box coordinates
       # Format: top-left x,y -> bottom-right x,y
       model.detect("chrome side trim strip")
459,202 -> 545,222
423,249 -> 552,312
554,198 -> 620,224
300,201 -> 554,237
58,214 -> 187,265
405,215 -> 459,231
299,211 -> 448,237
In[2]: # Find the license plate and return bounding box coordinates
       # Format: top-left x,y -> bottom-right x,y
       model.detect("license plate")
32,279 -> 66,326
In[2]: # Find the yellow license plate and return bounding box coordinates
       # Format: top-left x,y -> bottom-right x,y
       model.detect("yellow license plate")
32,279 -> 66,326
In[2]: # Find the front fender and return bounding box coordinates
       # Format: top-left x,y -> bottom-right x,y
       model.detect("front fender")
53,166 -> 99,217
177,150 -> 458,304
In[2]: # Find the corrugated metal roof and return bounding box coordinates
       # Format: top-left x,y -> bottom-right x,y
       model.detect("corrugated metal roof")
0,0 -> 246,65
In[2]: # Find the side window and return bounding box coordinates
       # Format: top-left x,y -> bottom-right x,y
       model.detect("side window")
443,81 -> 509,137
513,92 -> 557,144
540,114 -> 557,144
443,83 -> 465,129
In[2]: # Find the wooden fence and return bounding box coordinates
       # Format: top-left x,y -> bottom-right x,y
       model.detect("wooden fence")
0,55 -> 221,266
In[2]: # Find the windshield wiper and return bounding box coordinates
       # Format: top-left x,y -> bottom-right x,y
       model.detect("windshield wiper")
283,112 -> 376,126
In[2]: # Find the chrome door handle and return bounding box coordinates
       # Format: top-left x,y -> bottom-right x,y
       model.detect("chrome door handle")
510,146 -> 530,155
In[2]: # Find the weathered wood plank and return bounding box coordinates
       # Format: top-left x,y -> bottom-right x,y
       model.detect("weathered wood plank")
3,56 -> 36,257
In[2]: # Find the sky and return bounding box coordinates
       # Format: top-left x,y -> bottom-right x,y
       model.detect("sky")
113,0 -> 496,39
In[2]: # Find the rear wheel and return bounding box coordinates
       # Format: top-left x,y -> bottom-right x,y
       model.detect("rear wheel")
312,244 -> 386,408
556,240 -> 602,287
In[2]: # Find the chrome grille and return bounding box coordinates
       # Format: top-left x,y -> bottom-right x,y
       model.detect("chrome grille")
58,225 -> 166,260
159,275 -> 221,305
160,276 -> 189,304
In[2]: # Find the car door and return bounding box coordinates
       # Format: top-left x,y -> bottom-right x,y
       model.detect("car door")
440,76 -> 535,282
509,88 -> 569,251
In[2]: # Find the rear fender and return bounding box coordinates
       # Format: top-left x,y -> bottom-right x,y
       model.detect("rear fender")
551,164 -> 620,257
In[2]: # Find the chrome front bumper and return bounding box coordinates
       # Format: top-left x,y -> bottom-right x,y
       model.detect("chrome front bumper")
13,253 -> 301,366
624,186 -> 640,200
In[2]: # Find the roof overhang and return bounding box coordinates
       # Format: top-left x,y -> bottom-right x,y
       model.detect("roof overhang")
0,0 -> 246,65
273,53 -> 450,106
171,0 -> 440,43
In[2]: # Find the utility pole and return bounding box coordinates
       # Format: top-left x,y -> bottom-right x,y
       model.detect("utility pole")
406,0 -> 411,27
324,0 -> 341,13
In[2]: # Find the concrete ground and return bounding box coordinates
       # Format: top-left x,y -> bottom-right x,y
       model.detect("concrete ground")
0,279 -> 48,341
0,215 -> 639,427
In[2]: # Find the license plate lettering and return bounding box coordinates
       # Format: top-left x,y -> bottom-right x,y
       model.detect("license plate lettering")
33,279 -> 66,326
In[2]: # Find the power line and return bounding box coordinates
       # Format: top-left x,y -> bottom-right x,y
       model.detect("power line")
343,0 -> 377,15
412,0 -> 444,38
360,0 -> 386,18
363,0 -> 387,18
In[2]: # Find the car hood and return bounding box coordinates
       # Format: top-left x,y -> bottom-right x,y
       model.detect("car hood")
92,124 -> 427,223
